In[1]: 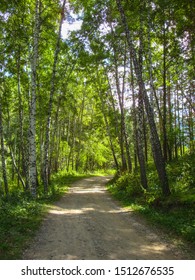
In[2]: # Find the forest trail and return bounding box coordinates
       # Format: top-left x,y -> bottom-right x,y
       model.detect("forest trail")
23,176 -> 191,260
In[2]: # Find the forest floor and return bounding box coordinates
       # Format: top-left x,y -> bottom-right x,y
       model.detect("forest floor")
23,176 -> 194,260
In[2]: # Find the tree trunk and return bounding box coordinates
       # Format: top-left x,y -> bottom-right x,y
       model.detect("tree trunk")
0,95 -> 8,196
162,25 -> 168,162
29,0 -> 41,197
9,146 -> 26,190
43,0 -> 66,192
130,58 -> 138,171
136,91 -> 148,190
136,7 -> 148,189
17,51 -> 29,189
96,76 -> 120,171
116,0 -> 170,195
112,42 -> 128,171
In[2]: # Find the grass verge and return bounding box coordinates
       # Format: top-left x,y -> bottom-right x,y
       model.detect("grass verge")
107,178 -> 195,247
0,172 -> 89,260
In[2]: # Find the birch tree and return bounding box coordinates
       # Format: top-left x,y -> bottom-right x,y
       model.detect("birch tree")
29,0 -> 41,197
43,0 -> 66,192
116,0 -> 170,195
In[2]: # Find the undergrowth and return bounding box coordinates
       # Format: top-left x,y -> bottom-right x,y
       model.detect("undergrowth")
107,153 -> 195,246
0,171 -> 89,260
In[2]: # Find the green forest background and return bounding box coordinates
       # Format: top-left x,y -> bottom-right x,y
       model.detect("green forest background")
0,0 -> 194,259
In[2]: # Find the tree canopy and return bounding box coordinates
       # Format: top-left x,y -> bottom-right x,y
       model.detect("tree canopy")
0,0 -> 194,197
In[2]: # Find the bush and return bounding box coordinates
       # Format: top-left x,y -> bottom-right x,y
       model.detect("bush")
0,194 -> 44,259
167,152 -> 195,193
111,173 -> 144,198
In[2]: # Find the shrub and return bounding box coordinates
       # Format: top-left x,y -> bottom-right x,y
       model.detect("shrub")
114,173 -> 144,198
167,152 -> 195,193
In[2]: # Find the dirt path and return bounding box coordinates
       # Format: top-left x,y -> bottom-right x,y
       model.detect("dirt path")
23,176 -> 193,260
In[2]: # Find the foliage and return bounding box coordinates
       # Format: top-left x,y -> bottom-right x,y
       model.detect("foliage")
0,194 -> 44,259
108,172 -> 144,200
0,172 -> 88,259
0,0 -> 194,257
167,152 -> 195,192
108,153 -> 195,245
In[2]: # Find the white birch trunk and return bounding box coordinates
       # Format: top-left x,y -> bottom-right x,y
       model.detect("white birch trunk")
116,0 -> 170,195
43,0 -> 66,192
29,0 -> 40,197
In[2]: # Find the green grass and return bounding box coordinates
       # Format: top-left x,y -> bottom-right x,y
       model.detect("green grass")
0,197 -> 44,259
108,186 -> 195,245
0,172 -> 90,260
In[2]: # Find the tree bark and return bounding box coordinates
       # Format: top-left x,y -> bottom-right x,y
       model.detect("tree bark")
0,95 -> 8,196
29,0 -> 41,197
43,0 -> 66,192
162,24 -> 168,162
116,0 -> 170,195
136,6 -> 148,189
17,50 -> 29,190
130,59 -> 138,171
96,71 -> 120,171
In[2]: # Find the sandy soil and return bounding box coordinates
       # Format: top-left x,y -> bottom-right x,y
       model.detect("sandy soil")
23,176 -> 194,260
